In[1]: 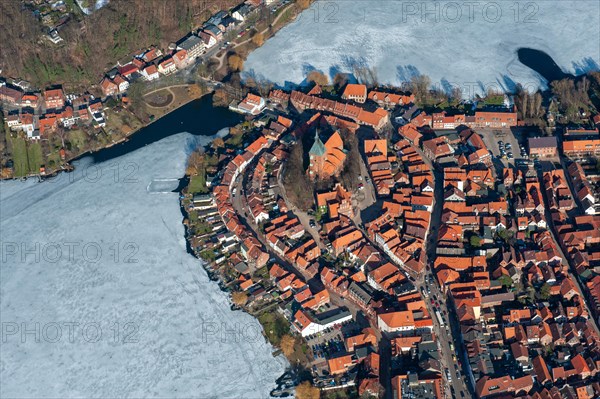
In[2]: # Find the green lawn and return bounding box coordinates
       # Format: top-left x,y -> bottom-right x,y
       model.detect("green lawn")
225,132 -> 245,149
188,174 -> 208,194
68,129 -> 89,152
480,94 -> 506,107
258,311 -> 290,346
7,134 -> 44,177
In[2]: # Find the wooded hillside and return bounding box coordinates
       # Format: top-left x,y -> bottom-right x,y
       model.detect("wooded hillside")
0,0 -> 238,89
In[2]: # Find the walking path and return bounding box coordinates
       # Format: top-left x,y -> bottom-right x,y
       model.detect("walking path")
213,3 -> 295,71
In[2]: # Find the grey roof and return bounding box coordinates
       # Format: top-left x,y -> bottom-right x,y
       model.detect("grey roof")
203,23 -> 221,36
232,3 -> 252,16
355,346 -> 372,359
315,308 -> 352,325
348,282 -> 373,305
193,193 -> 213,202
220,15 -> 237,27
402,105 -> 419,120
309,130 -> 326,156
179,34 -> 202,51
528,136 -> 557,149
208,10 -> 228,25
400,377 -> 439,399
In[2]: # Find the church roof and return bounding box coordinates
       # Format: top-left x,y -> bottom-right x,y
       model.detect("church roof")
309,130 -> 326,156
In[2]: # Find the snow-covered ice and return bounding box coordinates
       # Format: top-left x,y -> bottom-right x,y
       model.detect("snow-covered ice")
244,0 -> 600,96
0,133 -> 287,398
75,0 -> 109,15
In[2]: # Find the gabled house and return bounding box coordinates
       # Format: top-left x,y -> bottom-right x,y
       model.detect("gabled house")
232,4 -> 252,21
158,57 -> 177,75
112,74 -> 129,93
141,65 -> 160,81
177,34 -> 205,60
341,84 -> 367,103
198,30 -> 217,48
44,88 -> 65,109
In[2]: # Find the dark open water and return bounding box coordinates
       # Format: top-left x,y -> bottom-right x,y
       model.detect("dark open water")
77,93 -> 244,165
517,48 -> 575,83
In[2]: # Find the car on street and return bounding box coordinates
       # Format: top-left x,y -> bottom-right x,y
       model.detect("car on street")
358,183 -> 364,190
309,219 -> 317,228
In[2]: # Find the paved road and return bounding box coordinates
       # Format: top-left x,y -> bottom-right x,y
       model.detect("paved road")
277,167 -> 326,251
231,152 -> 325,292
417,147 -> 471,399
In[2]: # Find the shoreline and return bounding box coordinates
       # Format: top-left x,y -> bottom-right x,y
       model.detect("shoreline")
3,90 -> 209,183
176,160 -> 295,397
2,1 -> 304,183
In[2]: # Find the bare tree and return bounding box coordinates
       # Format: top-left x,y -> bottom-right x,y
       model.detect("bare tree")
306,71 -> 328,86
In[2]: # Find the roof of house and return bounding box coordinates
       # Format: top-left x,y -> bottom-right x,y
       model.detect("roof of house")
328,354 -> 354,374
378,311 -> 414,329
342,83 -> 367,98
529,136 -> 558,149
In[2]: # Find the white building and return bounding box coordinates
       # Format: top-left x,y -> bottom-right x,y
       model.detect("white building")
293,308 -> 353,337
232,4 -> 252,22
377,311 -> 415,333
141,65 -> 160,81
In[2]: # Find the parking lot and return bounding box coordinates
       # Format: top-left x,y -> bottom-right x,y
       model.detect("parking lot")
479,128 -> 528,168
305,321 -> 366,372
306,328 -> 345,361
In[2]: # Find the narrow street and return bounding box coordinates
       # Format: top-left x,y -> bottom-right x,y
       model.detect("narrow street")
277,167 -> 326,251
231,155 -> 325,291
379,337 -> 393,399
417,147 -> 471,398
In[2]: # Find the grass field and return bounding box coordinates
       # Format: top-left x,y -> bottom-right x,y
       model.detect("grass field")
68,129 -> 89,153
7,134 -> 44,177
257,311 -> 289,346
225,132 -> 245,148
188,174 -> 208,194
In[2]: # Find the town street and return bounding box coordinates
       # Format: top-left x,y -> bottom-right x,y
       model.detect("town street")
416,158 -> 470,399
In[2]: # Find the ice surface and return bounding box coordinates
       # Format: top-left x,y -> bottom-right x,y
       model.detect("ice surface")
75,0 -> 109,15
0,133 -> 287,398
244,0 -> 600,96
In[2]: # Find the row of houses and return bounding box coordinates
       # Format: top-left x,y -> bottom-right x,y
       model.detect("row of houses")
289,90 -> 390,131
364,137 -> 432,277
2,84 -> 106,139
99,1 -> 255,98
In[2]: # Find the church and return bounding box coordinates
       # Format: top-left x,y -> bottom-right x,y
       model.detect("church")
308,130 -> 347,180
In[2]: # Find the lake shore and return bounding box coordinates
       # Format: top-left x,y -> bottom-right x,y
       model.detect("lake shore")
2,1 -> 306,182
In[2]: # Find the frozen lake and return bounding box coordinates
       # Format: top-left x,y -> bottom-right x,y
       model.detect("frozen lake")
244,0 -> 600,96
0,133 -> 287,398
